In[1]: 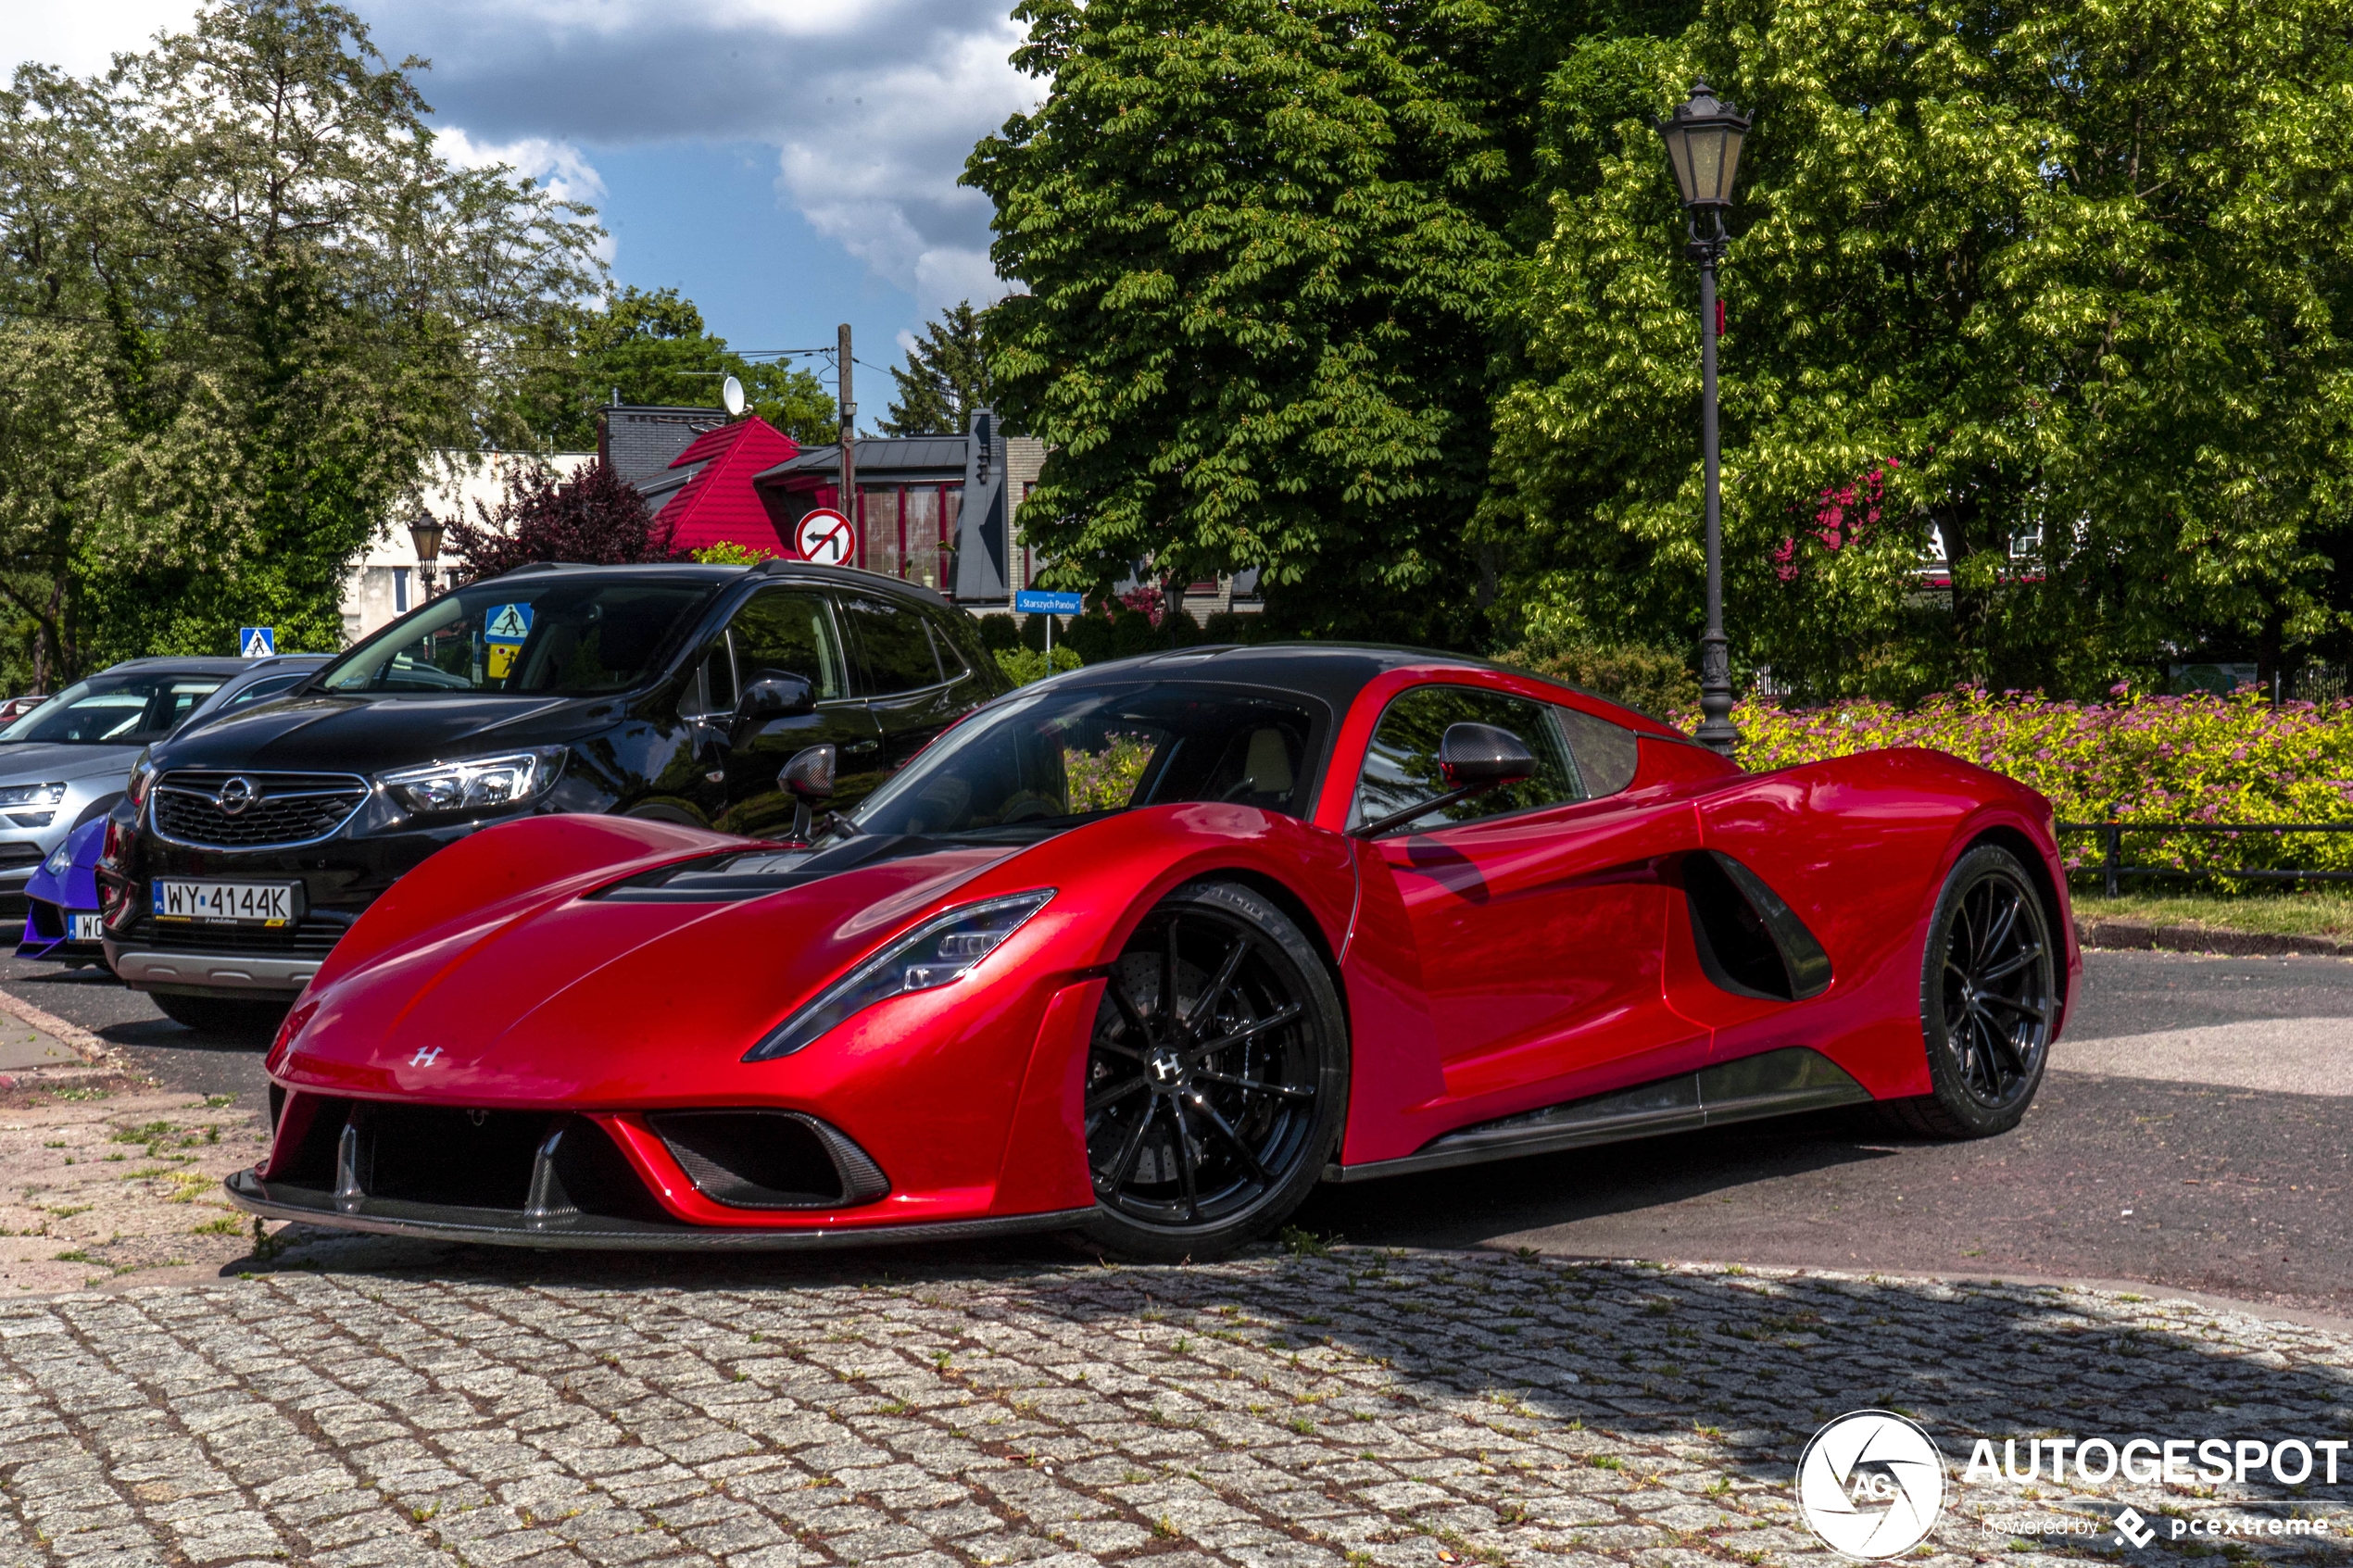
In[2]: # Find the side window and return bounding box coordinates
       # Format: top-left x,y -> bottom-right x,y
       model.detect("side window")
842,594 -> 943,695
729,590 -> 846,700
1555,705 -> 1640,797
924,615 -> 970,681
1349,684 -> 1581,835
683,635 -> 738,719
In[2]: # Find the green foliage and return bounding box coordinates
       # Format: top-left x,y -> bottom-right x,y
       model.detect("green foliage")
512,285 -> 837,448
690,541 -> 778,566
974,613 -> 1023,653
1066,732 -> 1155,809
966,0 -> 1515,646
881,301 -> 991,436
1501,634 -> 1697,719
0,1 -> 605,676
993,644 -> 1086,686
1489,0 -> 2353,700
1057,601 -> 1214,664
1733,688 -> 2353,877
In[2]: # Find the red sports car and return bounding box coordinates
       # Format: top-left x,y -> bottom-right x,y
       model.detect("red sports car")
231,645 -> 2077,1260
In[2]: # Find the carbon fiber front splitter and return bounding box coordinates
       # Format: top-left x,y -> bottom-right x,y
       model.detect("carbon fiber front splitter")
224,1169 -> 1090,1252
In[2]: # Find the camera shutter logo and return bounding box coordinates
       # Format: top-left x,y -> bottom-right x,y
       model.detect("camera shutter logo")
1797,1411 -> 1947,1559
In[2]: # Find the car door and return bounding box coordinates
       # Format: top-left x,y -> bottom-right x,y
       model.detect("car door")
714,586 -> 885,838
837,590 -> 964,774
1350,680 -> 1705,1111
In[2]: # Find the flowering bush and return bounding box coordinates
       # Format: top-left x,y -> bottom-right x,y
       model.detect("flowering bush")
1065,734 -> 1154,813
1723,687 -> 2353,879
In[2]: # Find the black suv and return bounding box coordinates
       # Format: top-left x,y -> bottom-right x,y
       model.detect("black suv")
104,560 -> 1008,1030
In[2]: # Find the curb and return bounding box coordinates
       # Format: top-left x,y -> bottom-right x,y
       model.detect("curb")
0,985 -> 132,1073
2075,918 -> 2353,959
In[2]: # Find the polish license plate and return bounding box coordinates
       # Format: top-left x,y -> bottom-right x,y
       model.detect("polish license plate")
69,913 -> 103,941
151,880 -> 299,926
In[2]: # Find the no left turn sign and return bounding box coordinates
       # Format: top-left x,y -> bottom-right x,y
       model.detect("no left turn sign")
796,508 -> 855,567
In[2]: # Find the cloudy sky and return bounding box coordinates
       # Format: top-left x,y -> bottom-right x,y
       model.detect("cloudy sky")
4,1 -> 1040,415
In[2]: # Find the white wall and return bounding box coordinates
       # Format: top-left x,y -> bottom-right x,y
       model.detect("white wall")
339,450 -> 594,643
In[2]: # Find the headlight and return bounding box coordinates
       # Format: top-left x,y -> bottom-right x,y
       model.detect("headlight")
0,782 -> 67,809
127,755 -> 156,808
379,748 -> 564,815
42,840 -> 72,876
743,890 -> 1055,1062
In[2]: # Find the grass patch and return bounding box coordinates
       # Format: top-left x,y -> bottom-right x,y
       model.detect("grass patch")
2072,889 -> 2353,940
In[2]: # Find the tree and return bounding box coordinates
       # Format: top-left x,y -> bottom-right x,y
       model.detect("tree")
444,459 -> 677,579
881,301 -> 992,435
0,1 -> 606,671
511,285 -> 838,449
1488,0 -> 2353,700
966,0 -> 1522,645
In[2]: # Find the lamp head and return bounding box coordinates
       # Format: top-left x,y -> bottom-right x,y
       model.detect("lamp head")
408,517 -> 445,564
1655,77 -> 1751,210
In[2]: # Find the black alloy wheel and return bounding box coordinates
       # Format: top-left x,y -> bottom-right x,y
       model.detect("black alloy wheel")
1886,845 -> 2057,1138
1076,880 -> 1347,1261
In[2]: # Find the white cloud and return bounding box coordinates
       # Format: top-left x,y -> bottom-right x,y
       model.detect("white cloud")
2,0 -> 1039,318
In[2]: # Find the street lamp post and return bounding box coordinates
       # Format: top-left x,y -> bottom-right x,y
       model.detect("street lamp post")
409,516 -> 445,603
1655,78 -> 1751,758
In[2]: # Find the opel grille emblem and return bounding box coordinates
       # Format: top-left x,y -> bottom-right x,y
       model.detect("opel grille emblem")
216,776 -> 258,816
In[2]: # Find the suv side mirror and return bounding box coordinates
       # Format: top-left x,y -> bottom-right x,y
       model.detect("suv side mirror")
1438,722 -> 1537,789
737,671 -> 815,724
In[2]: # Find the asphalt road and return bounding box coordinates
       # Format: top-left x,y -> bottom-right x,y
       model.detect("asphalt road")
8,947 -> 2353,1313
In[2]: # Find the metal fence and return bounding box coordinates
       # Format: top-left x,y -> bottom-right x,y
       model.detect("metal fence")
2058,813 -> 2353,895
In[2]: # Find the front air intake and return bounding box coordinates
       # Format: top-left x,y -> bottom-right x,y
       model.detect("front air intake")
648,1110 -> 889,1210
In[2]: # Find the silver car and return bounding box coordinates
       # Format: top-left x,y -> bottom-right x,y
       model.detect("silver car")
0,655 -> 327,915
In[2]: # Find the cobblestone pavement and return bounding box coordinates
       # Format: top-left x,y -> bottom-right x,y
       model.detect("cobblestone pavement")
4,1248 -> 2352,1568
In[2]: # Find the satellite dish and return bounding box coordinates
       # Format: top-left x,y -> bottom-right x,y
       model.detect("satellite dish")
722,374 -> 747,417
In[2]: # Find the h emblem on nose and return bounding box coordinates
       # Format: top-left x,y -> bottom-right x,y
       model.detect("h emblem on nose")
409,1047 -> 443,1067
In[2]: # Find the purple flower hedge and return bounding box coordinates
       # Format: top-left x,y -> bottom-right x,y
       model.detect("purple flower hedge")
1716,687 -> 2353,879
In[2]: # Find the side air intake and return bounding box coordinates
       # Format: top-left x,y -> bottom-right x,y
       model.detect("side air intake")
648,1110 -> 890,1210
1682,851 -> 1833,1002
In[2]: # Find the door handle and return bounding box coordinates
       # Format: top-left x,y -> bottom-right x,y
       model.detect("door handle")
841,739 -> 880,755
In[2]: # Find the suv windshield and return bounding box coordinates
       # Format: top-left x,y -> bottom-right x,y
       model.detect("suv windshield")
320,578 -> 718,696
0,672 -> 226,746
849,681 -> 1323,839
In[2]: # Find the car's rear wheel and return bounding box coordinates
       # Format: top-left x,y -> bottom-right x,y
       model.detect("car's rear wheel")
151,992 -> 291,1038
1883,845 -> 2057,1138
1075,881 -> 1347,1261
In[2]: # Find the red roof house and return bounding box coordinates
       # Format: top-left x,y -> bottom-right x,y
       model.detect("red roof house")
635,415 -> 802,556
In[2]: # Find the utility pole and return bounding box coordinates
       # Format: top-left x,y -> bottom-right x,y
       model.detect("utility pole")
837,322 -> 857,545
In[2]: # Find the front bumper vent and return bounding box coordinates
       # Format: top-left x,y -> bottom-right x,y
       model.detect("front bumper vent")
251,1094 -> 887,1236
648,1110 -> 890,1210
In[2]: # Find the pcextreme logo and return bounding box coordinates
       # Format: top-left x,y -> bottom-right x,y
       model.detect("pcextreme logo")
1796,1411 -> 1949,1560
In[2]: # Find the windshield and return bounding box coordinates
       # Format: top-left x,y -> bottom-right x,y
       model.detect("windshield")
318,578 -> 717,696
0,672 -> 226,746
849,681 -> 1324,839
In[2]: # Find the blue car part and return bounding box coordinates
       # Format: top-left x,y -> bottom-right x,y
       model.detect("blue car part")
19,814 -> 107,964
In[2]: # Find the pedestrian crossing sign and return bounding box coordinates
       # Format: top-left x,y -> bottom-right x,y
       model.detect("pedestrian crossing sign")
484,603 -> 533,643
238,626 -> 275,659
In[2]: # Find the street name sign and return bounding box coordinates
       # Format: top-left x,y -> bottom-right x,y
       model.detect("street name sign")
1014,590 -> 1084,615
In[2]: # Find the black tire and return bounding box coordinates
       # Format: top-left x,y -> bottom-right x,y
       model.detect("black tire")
1074,880 -> 1348,1262
1881,845 -> 2057,1139
151,992 -> 291,1038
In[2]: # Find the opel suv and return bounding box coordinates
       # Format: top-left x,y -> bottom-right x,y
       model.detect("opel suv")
104,560 -> 1008,1031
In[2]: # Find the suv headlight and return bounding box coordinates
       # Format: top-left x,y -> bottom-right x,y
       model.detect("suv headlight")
379,748 -> 564,815
127,754 -> 157,809
743,890 -> 1055,1062
0,782 -> 67,809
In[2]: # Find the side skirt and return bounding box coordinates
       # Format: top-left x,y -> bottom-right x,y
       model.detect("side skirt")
1322,1047 -> 1870,1184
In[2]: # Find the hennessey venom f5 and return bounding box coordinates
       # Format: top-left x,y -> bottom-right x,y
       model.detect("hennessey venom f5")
229,644 -> 2078,1260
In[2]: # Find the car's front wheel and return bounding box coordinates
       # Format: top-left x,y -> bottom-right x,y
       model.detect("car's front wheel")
1075,880 -> 1347,1261
1883,845 -> 2057,1138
